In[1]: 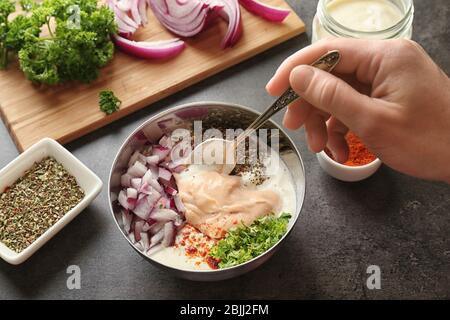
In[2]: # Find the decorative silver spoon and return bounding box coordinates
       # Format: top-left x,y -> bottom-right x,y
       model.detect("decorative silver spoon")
193,50 -> 341,173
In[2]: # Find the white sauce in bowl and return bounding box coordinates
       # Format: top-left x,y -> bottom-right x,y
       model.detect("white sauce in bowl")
150,148 -> 297,271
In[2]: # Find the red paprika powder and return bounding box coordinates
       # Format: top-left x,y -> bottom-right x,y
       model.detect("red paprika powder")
325,132 -> 376,166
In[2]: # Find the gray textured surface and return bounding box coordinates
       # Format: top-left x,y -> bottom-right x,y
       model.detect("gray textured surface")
0,0 -> 449,299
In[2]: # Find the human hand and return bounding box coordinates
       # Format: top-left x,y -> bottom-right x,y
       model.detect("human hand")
266,38 -> 450,183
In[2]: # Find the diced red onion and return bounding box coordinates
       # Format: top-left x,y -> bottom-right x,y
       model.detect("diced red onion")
128,151 -> 144,167
131,178 -> 142,190
127,161 -> 147,177
146,155 -> 159,165
129,231 -> 136,243
133,195 -> 154,220
162,222 -> 176,247
239,0 -> 290,22
158,167 -> 172,181
118,190 -> 129,209
149,208 -> 179,221
152,145 -> 171,162
148,221 -> 165,234
127,197 -> 137,209
142,220 -> 155,232
150,228 -> 165,247
148,164 -> 159,178
148,178 -> 164,192
159,135 -> 173,148
142,169 -> 153,185
127,187 -> 138,199
121,173 -> 132,187
140,232 -> 150,250
122,209 -> 133,233
165,186 -> 177,196
173,194 -> 186,213
134,219 -> 145,242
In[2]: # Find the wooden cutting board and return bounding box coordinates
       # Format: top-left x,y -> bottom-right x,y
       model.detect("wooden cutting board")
0,0 -> 305,152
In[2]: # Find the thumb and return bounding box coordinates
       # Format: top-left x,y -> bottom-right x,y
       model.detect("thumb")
289,65 -> 378,129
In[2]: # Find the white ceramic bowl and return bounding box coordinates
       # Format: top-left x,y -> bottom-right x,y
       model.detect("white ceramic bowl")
316,150 -> 382,182
0,138 -> 103,265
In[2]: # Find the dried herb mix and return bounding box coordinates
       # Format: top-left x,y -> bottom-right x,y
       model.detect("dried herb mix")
0,157 -> 84,252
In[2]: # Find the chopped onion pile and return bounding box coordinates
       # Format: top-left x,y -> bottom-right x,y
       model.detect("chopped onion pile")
109,0 -> 291,56
117,131 -> 190,255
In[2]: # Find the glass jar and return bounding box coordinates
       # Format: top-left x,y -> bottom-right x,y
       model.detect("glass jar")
312,0 -> 415,43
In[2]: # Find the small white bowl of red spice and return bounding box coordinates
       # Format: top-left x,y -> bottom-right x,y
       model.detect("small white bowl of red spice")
0,138 -> 102,265
316,132 -> 382,182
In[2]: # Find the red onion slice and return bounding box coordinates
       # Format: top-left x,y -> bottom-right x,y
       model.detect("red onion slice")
117,0 -> 132,12
113,35 -> 186,59
149,0 -> 223,37
139,0 -> 148,24
219,0 -> 242,48
130,0 -> 142,25
239,0 -> 290,22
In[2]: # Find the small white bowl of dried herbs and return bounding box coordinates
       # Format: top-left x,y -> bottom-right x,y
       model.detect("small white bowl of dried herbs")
0,138 -> 102,265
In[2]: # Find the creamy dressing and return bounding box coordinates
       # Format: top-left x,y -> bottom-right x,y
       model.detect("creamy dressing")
327,0 -> 403,32
175,171 -> 280,239
150,148 -> 297,271
312,0 -> 411,42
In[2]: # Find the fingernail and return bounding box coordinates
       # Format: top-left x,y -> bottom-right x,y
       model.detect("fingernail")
266,76 -> 276,91
291,66 -> 315,93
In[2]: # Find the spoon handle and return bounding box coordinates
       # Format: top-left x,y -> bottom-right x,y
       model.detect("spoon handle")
237,50 -> 341,145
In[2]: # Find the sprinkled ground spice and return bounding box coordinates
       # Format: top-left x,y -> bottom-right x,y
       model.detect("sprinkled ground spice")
325,132 -> 377,166
0,157 -> 84,253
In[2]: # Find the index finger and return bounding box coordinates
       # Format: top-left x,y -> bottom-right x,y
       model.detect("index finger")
266,38 -> 386,96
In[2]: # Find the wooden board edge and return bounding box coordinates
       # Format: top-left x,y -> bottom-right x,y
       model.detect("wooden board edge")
14,22 -> 306,152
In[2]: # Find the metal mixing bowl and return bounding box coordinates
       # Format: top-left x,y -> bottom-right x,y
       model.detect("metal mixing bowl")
108,101 -> 306,281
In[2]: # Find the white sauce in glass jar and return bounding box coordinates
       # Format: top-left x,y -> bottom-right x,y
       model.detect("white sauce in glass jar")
312,0 -> 414,42
327,0 -> 403,32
